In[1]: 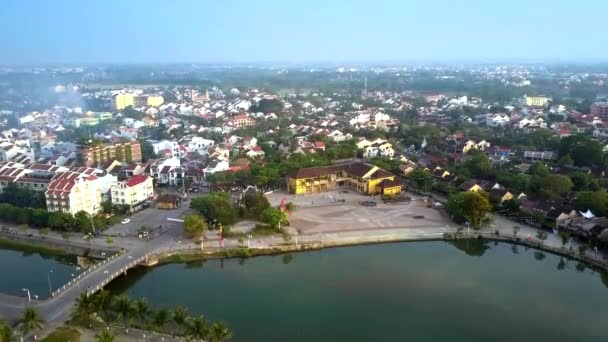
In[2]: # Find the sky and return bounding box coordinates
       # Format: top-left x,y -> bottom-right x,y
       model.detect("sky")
1,0 -> 607,65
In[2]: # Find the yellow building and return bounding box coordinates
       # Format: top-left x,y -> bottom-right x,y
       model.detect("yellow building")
115,94 -> 164,110
115,93 -> 135,110
287,162 -> 402,196
147,95 -> 164,107
525,95 -> 551,107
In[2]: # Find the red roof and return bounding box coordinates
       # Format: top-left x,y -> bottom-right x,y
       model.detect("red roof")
126,175 -> 149,187
314,141 -> 326,148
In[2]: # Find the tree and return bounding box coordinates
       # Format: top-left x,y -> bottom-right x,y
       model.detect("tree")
48,212 -> 74,231
95,329 -> 117,342
113,295 -> 133,329
209,321 -> 232,342
573,191 -> 608,216
558,154 -> 574,167
242,192 -> 270,219
529,162 -> 549,177
74,211 -> 92,233
534,174 -> 573,199
0,319 -> 12,342
152,309 -> 170,333
19,307 -> 44,340
133,298 -> 150,325
463,154 -> 493,178
191,192 -> 237,227
251,98 -> 283,114
559,134 -> 604,167
570,172 -> 599,191
260,207 -> 288,229
446,192 -> 491,227
72,292 -> 97,327
172,306 -> 189,336
407,168 -> 434,192
186,315 -> 208,342
183,214 -> 208,238
93,289 -> 113,323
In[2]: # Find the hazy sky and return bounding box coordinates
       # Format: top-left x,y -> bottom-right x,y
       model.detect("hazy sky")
1,0 -> 607,65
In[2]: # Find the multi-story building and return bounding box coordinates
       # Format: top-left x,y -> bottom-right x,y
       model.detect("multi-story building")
115,93 -> 165,110
111,175 -> 154,209
45,167 -> 104,215
525,95 -> 551,107
81,141 -> 142,167
591,102 -> 608,117
287,162 -> 402,197
233,114 -> 256,129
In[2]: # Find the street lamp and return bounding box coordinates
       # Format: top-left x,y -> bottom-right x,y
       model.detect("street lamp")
465,221 -> 470,236
22,288 -> 31,302
47,269 -> 53,294
34,295 -> 39,302
594,246 -> 599,259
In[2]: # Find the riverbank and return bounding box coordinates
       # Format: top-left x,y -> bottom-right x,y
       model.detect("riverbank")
0,232 -> 121,259
153,230 -> 608,274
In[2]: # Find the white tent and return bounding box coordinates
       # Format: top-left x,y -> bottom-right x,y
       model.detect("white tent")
580,210 -> 595,219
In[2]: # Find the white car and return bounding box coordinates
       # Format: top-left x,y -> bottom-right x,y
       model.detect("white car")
121,218 -> 131,225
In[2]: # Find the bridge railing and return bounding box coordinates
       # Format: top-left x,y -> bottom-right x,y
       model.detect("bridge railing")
50,250 -> 123,298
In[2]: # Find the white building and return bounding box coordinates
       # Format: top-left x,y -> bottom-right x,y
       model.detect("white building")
111,175 -> 154,208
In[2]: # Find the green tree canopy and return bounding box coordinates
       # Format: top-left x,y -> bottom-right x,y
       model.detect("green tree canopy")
190,192 -> 237,227
183,214 -> 208,238
573,191 -> 608,217
558,134 -> 604,167
260,207 -> 288,229
242,192 -> 270,219
446,191 -> 492,227
407,168 -> 434,192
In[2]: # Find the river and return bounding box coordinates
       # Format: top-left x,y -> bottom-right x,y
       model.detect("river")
101,240 -> 608,341
0,246 -> 79,299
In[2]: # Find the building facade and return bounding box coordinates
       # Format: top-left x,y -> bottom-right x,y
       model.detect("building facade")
111,175 -> 154,208
287,162 -> 402,196
81,141 -> 142,167
45,168 -> 104,215
591,102 -> 608,117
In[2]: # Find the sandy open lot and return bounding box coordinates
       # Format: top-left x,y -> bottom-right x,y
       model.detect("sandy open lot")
266,189 -> 451,234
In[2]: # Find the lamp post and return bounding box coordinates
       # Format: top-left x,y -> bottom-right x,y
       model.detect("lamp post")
47,269 -> 53,294
22,288 -> 31,302
594,246 -> 599,259
465,221 -> 470,236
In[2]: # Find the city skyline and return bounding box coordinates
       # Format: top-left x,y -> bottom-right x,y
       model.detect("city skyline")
2,0 -> 608,65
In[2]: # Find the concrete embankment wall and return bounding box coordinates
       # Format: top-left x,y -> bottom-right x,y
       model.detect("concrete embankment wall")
0,233 -> 120,259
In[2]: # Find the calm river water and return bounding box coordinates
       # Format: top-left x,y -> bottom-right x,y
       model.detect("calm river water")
103,240 -> 608,341
0,246 -> 78,299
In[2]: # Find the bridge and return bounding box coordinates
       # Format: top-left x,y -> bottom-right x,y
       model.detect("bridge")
0,220 -> 189,333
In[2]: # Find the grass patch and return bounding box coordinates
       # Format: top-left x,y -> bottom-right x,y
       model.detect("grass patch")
41,326 -> 81,342
251,224 -> 280,236
0,238 -> 68,256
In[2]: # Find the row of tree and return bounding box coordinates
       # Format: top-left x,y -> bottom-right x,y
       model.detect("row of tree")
72,291 -> 232,341
0,202 -> 110,232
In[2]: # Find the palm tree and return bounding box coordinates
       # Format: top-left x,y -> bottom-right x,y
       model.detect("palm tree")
19,307 -> 44,340
209,321 -> 232,342
93,290 -> 113,323
186,315 -> 208,342
112,295 -> 133,329
152,309 -> 169,333
0,319 -> 13,342
72,292 -> 97,327
133,298 -> 150,326
172,306 -> 189,336
95,329 -> 117,342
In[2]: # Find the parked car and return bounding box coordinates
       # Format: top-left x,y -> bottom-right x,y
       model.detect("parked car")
121,218 -> 131,225
360,200 -> 377,207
